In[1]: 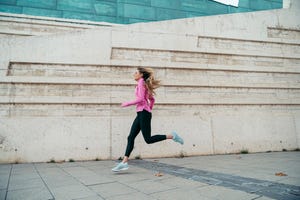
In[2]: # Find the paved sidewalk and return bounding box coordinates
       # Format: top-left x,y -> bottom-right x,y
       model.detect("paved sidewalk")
0,152 -> 299,200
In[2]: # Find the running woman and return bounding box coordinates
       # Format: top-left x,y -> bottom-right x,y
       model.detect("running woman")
112,67 -> 184,172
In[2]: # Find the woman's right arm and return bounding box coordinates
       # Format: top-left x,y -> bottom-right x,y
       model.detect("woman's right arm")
121,79 -> 145,107
149,95 -> 155,110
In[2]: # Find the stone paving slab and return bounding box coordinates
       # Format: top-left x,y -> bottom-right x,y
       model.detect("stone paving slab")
0,190 -> 6,200
151,152 -> 300,184
88,182 -> 137,199
6,186 -> 53,200
0,152 -> 299,200
131,159 -> 300,200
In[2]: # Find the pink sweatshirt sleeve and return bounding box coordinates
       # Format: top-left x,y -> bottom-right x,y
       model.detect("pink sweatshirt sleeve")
149,95 -> 155,110
121,79 -> 145,107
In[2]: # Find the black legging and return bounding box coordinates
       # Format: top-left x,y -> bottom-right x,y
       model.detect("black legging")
125,110 -> 167,157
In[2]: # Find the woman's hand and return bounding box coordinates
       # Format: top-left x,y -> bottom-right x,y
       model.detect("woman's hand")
121,102 -> 129,107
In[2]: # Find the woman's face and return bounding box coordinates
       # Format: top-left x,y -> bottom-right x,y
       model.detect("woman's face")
134,70 -> 143,81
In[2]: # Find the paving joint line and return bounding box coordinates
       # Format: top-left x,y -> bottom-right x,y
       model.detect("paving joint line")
4,164 -> 12,200
33,163 -> 55,200
117,180 -> 154,197
86,181 -> 118,187
58,165 -> 106,199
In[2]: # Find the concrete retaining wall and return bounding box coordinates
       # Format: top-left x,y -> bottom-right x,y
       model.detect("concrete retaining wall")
0,1 -> 299,163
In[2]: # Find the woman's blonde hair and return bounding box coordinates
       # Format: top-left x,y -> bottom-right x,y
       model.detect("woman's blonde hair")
137,67 -> 161,96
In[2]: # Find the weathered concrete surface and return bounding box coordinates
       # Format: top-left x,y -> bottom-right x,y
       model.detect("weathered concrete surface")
0,1 -> 299,163
0,152 -> 299,200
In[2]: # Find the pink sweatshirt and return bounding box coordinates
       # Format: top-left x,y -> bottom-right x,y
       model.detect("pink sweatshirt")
121,78 -> 155,112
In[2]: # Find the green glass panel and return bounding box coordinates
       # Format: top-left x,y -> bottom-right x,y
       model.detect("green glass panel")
57,0 -> 93,13
0,4 -> 21,13
151,0 -> 181,10
17,0 -> 56,9
0,0 -> 16,5
123,3 -> 155,20
94,1 -> 116,16
23,7 -> 62,18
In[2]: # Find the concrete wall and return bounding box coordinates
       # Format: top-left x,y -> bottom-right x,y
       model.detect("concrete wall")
0,0 -> 282,24
0,0 -> 299,163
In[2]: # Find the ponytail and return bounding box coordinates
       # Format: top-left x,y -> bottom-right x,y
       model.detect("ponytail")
137,67 -> 161,96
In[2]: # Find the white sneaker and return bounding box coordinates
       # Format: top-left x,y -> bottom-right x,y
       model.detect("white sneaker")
172,131 -> 184,145
112,162 -> 129,172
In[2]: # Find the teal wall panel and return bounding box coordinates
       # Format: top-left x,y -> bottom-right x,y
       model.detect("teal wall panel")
181,0 -> 207,13
186,11 -> 205,18
94,1 -> 116,16
228,6 -> 252,13
117,0 -> 151,6
123,3 -> 155,20
57,0 -> 94,13
98,0 -> 116,2
238,0 -> 250,8
0,0 -> 283,24
127,17 -> 151,23
151,0 -> 181,10
206,1 -> 228,14
0,4 -> 22,13
63,10 -> 95,21
94,15 -> 116,23
156,7 -> 185,20
272,2 -> 283,8
17,0 -> 56,9
250,0 -> 274,10
0,0 -> 16,5
23,7 -> 62,18
250,0 -> 282,10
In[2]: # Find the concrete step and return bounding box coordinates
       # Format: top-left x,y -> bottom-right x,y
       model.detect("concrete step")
267,27 -> 300,41
111,29 -> 300,58
197,36 -> 300,58
0,103 -> 111,117
5,62 -> 300,89
1,82 -> 299,105
0,104 -> 298,118
111,47 -> 300,73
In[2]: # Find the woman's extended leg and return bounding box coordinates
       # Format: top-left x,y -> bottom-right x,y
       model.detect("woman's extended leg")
139,110 -> 167,143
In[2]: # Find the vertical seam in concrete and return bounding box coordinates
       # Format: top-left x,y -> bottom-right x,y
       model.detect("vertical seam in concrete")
109,68 -> 113,160
6,62 -> 12,76
291,109 -> 299,148
109,28 -> 113,160
109,90 -> 112,159
4,164 -> 12,200
210,118 -> 216,154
